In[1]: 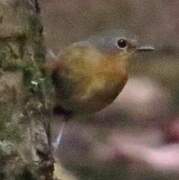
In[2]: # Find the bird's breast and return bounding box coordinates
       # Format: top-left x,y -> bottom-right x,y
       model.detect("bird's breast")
78,57 -> 128,111
55,48 -> 129,113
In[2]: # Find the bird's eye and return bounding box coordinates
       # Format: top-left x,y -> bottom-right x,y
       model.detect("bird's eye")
117,39 -> 127,48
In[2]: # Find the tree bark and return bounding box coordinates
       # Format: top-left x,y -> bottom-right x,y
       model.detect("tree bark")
0,0 -> 55,179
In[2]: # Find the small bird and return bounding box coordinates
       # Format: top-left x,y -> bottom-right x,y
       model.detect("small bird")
47,31 -> 154,148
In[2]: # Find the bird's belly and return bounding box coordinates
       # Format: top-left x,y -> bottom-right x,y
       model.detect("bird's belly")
58,72 -> 127,114
55,54 -> 128,114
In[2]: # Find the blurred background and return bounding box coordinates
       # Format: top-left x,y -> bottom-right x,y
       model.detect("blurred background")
40,0 -> 179,179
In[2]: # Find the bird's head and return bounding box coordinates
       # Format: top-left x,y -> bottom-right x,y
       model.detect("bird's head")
88,30 -> 154,61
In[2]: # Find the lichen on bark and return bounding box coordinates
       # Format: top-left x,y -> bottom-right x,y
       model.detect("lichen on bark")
0,0 -> 55,179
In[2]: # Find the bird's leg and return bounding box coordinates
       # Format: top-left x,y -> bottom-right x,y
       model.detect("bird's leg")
52,106 -> 73,152
52,120 -> 67,151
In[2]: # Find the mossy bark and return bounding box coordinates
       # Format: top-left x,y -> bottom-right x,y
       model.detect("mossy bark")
0,1 -> 55,179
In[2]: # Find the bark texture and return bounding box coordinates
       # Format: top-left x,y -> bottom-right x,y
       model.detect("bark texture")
0,0 -> 55,179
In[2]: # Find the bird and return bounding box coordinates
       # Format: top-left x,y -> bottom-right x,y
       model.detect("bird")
46,31 -> 154,149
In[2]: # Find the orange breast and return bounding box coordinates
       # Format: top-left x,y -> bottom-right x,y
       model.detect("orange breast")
53,46 -> 129,113
69,55 -> 128,113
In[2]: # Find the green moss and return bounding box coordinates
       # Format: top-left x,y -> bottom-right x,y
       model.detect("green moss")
0,2 -> 54,179
0,141 -> 16,158
15,166 -> 38,180
22,12 -> 45,65
0,40 -> 26,70
0,103 -> 22,143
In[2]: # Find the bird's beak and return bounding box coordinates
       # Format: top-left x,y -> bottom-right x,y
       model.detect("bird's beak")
136,46 -> 155,52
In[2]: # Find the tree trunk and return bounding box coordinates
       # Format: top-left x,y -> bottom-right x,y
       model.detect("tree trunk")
0,0 -> 55,179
